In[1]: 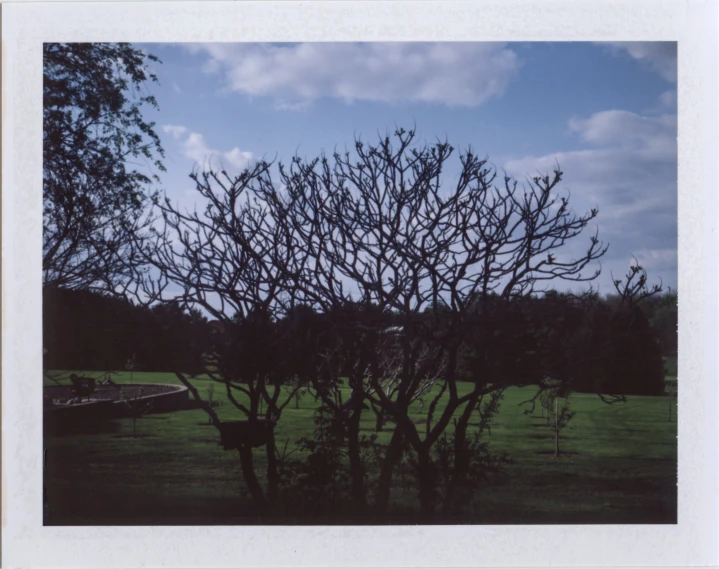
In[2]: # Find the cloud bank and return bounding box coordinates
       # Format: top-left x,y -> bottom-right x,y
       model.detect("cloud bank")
186,42 -> 521,108
505,109 -> 677,287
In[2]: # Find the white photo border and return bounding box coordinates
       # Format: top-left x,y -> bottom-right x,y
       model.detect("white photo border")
2,1 -> 718,567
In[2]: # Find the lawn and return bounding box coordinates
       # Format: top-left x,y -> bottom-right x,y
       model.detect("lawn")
43,368 -> 678,525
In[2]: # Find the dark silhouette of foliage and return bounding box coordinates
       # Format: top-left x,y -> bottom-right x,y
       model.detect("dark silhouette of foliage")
43,43 -> 164,293
42,287 -> 209,374
640,290 -> 678,357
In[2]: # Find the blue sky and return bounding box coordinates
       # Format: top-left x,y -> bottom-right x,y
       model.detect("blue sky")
138,41 -> 677,295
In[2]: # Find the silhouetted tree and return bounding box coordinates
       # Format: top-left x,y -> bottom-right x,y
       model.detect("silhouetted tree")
137,161 -> 312,513
640,290 -> 678,357
260,128 -> 607,515
43,43 -> 164,294
135,128 -> 667,519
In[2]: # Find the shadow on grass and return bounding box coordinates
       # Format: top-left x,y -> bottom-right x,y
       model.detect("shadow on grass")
44,418 -> 122,437
44,503 -> 678,526
112,434 -> 155,439
534,450 -> 581,457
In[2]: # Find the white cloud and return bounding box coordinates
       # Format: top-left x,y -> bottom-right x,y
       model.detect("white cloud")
186,42 -> 521,108
599,42 -> 677,83
568,110 -> 676,160
505,109 -> 677,289
162,124 -> 254,171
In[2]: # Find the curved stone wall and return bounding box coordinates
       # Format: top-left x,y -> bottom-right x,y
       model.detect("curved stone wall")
44,383 -> 190,432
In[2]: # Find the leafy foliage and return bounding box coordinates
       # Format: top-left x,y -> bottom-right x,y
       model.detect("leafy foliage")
43,43 -> 165,292
276,405 -> 379,517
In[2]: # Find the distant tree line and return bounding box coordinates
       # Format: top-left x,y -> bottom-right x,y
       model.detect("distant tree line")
43,285 -> 674,397
43,287 -> 209,374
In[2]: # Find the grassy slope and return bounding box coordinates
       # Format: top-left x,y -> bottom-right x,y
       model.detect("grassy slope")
44,370 -> 678,525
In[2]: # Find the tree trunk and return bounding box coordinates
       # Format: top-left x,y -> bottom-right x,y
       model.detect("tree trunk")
375,410 -> 384,432
346,405 -> 367,514
416,447 -> 436,517
265,429 -> 279,506
238,446 -> 268,514
374,424 -> 405,515
444,400 -> 476,513
554,397 -> 559,458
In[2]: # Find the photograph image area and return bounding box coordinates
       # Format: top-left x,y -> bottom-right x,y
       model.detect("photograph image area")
42,41 -> 678,526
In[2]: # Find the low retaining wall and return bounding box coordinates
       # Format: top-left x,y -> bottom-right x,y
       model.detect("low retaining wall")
44,383 -> 190,433
123,383 -> 191,415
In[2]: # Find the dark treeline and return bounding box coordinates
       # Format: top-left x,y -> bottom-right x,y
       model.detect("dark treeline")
43,287 -> 209,374
43,285 -> 675,396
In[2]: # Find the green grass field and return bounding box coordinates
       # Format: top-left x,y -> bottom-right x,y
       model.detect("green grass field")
44,362 -> 678,525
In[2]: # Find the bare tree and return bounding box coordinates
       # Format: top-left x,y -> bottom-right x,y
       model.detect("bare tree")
137,162 -> 308,512
546,389 -> 575,457
137,127 -> 639,518
120,386 -> 153,439
265,128 -> 607,515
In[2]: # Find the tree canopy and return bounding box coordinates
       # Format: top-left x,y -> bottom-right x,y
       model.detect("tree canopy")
132,128 -> 659,515
43,43 -> 165,293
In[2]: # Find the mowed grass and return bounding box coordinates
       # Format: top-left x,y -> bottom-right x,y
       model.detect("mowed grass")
44,366 -> 678,525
